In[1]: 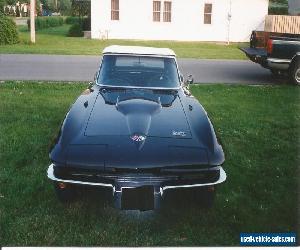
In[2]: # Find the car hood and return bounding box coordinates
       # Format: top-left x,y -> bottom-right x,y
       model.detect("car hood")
49,87 -> 223,169
84,88 -> 192,139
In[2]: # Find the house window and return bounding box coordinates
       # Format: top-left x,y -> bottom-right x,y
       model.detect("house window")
111,0 -> 119,20
153,1 -> 161,22
163,1 -> 171,22
204,3 -> 212,24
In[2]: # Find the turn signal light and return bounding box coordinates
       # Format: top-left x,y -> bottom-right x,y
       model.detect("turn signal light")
58,182 -> 67,189
267,39 -> 273,54
81,89 -> 91,95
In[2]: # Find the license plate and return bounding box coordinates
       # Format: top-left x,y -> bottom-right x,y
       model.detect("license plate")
121,186 -> 154,211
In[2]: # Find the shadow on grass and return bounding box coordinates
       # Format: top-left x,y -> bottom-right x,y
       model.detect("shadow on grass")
64,185 -> 214,211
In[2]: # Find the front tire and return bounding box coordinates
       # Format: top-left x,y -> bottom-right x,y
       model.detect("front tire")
54,182 -> 77,202
290,60 -> 300,85
192,186 -> 215,208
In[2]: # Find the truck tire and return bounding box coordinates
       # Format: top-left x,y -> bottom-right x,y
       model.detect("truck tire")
290,60 -> 300,85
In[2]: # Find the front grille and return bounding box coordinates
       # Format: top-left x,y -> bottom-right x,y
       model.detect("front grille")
54,166 -> 113,184
53,165 -> 220,186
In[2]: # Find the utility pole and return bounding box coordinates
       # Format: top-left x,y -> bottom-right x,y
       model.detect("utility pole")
227,0 -> 232,45
30,0 -> 35,43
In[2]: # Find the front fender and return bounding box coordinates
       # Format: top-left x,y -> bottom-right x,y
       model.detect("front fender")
50,87 -> 99,164
182,95 -> 225,166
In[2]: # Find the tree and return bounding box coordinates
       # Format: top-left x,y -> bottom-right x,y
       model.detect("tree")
269,0 -> 288,5
6,0 -> 17,5
40,0 -> 55,13
0,0 -> 6,13
269,0 -> 288,14
71,0 -> 90,17
37,0 -> 71,15
58,0 -> 71,15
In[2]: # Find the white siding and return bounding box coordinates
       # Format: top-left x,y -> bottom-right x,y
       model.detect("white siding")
91,0 -> 269,42
289,0 -> 300,15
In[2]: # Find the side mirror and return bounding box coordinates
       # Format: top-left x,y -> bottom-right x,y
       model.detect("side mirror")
179,74 -> 184,84
94,71 -> 98,82
88,81 -> 94,91
186,74 -> 194,85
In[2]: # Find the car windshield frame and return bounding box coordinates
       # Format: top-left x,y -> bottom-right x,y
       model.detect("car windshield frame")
96,54 -> 181,89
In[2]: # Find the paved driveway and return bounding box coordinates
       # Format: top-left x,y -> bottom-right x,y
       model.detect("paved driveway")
0,54 -> 283,84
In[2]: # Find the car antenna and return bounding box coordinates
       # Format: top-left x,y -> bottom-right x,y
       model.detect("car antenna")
157,96 -> 161,106
116,96 -> 119,110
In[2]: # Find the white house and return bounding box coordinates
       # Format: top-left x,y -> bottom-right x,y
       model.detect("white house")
289,0 -> 300,15
91,0 -> 269,42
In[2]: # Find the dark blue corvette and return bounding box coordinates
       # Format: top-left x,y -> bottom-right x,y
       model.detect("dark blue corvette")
47,45 -> 226,210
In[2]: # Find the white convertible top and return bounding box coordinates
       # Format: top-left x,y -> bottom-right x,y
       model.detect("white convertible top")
102,45 -> 176,57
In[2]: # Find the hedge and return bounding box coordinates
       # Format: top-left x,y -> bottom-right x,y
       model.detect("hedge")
27,16 -> 64,30
65,16 -> 91,30
65,16 -> 81,24
0,15 -> 19,45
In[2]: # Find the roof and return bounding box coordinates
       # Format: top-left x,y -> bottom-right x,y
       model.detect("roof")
102,45 -> 176,57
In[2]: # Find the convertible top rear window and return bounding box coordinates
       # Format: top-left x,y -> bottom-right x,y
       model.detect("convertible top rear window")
115,56 -> 165,68
97,55 -> 180,88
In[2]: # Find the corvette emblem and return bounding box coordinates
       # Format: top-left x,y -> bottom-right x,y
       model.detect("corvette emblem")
172,131 -> 187,137
131,135 -> 146,142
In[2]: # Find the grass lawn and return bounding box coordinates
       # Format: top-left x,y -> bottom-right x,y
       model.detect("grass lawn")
0,25 -> 247,59
0,82 -> 299,246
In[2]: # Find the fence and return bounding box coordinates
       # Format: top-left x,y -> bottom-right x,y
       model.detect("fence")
265,15 -> 300,34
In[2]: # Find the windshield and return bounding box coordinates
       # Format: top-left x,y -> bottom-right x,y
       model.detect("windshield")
97,55 -> 180,88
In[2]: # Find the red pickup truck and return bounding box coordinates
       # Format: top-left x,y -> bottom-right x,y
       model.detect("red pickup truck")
240,31 -> 300,85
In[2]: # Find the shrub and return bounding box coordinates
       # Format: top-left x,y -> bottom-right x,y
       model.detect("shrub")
27,16 -> 64,30
268,6 -> 288,15
65,16 -> 90,37
0,15 -> 19,45
67,23 -> 83,37
65,16 -> 81,24
82,17 -> 91,30
65,16 -> 90,30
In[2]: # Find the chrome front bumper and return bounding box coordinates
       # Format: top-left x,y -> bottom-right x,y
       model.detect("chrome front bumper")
47,163 -> 227,210
47,163 -> 227,191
